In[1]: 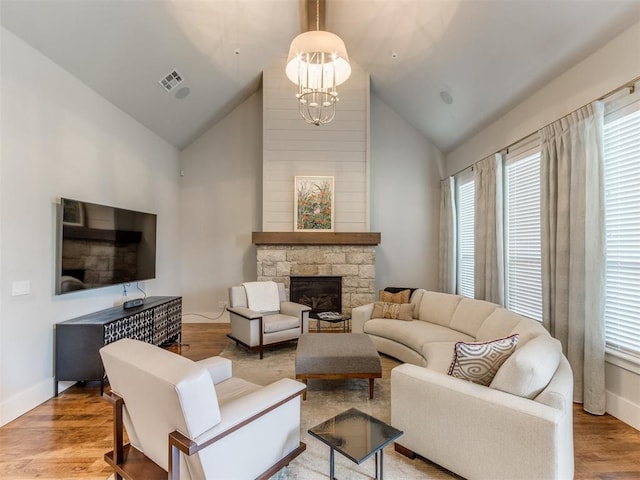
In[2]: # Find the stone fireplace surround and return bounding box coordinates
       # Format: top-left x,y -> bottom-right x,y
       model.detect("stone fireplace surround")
253,232 -> 381,315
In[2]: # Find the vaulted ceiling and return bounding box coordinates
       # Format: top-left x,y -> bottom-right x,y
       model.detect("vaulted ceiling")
2,0 -> 640,152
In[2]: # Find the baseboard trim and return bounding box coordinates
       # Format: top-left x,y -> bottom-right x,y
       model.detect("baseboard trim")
606,390 -> 640,431
182,312 -> 230,324
0,377 -> 57,426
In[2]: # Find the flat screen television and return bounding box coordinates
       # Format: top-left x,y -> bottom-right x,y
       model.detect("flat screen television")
56,198 -> 157,295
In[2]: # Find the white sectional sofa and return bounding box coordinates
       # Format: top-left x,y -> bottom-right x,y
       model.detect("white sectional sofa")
352,290 -> 574,480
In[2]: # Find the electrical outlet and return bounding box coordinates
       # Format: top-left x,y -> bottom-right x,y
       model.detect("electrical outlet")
218,300 -> 228,310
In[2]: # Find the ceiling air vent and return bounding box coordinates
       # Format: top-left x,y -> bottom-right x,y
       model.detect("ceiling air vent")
159,70 -> 183,93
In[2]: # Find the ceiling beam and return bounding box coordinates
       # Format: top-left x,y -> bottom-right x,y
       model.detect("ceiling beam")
300,0 -> 326,32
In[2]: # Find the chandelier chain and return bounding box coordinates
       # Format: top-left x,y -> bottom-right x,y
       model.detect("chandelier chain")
316,0 -> 320,31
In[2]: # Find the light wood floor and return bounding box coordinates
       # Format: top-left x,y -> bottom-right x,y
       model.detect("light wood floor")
1,323 -> 639,479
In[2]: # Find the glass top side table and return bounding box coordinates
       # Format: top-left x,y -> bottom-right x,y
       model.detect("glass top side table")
314,311 -> 351,332
308,407 -> 403,480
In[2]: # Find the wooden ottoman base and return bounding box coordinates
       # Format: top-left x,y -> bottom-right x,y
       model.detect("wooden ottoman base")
295,333 -> 382,400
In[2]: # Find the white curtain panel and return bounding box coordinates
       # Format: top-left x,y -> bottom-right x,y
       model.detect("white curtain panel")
438,177 -> 456,294
540,101 -> 606,414
474,154 -> 505,305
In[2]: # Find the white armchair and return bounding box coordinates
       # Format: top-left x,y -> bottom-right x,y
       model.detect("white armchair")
100,338 -> 306,480
227,281 -> 311,359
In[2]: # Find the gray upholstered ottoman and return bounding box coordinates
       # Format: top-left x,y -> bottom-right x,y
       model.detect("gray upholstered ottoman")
295,333 -> 382,400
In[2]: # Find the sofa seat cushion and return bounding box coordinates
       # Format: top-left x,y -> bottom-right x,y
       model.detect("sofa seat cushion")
215,377 -> 262,406
263,314 -> 299,333
490,334 -> 563,399
364,319 -> 473,355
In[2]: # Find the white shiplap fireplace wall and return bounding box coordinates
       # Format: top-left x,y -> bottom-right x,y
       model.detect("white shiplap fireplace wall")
262,58 -> 370,231
258,58 -> 376,313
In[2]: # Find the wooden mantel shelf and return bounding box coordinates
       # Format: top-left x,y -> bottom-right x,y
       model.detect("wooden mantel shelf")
252,232 -> 381,246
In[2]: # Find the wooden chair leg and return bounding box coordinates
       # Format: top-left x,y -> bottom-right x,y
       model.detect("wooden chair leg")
395,443 -> 416,459
169,442 -> 180,480
107,393 -> 125,465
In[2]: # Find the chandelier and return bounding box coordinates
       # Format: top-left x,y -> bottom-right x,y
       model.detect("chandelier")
285,0 -> 351,126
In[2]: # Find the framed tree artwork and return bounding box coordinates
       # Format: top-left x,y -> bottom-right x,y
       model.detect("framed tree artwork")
294,176 -> 334,232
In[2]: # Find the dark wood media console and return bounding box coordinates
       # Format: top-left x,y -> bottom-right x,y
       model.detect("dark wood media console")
55,296 -> 182,395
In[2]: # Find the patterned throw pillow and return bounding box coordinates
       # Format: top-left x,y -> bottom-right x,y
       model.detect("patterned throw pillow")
371,302 -> 413,320
448,334 -> 519,386
379,289 -> 410,304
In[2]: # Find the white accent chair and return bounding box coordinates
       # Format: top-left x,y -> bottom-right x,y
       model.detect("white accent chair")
227,282 -> 311,359
99,338 -> 306,480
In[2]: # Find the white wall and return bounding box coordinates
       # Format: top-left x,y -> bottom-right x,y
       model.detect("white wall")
179,92 -> 262,318
370,95 -> 444,292
0,28 -> 181,426
444,20 -> 640,430
262,58 -> 370,232
446,20 -> 640,176
178,87 -> 442,315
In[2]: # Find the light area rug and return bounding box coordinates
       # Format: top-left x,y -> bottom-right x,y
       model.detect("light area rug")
220,342 -> 459,480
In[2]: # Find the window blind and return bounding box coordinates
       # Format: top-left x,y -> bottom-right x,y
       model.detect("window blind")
457,173 -> 475,298
604,103 -> 640,358
504,152 -> 543,321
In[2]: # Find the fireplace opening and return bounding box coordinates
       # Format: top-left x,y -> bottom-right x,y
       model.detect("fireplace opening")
290,276 -> 342,317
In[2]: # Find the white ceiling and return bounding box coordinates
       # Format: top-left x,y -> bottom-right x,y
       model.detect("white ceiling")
2,0 -> 640,152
